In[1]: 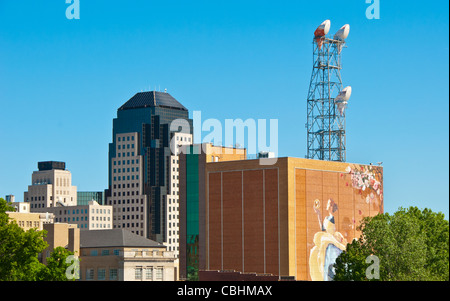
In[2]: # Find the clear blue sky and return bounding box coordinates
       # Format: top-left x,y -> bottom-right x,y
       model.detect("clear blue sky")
0,0 -> 448,218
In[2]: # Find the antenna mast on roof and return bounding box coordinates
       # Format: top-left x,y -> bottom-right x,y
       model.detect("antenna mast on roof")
306,20 -> 351,162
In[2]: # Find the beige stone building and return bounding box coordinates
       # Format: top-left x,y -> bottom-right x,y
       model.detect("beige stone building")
42,223 -> 80,265
108,132 -> 148,237
80,229 -> 178,281
35,200 -> 113,231
165,131 -> 192,257
6,211 -> 54,231
6,209 -> 80,266
24,161 -> 77,209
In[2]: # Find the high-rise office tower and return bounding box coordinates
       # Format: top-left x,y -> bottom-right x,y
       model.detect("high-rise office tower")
106,91 -> 192,253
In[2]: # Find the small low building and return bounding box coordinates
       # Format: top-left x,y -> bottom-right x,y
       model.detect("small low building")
6,211 -> 54,231
42,223 -> 80,265
80,229 -> 178,281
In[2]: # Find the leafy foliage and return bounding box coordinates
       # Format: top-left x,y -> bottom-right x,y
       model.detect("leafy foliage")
0,198 -> 75,281
334,206 -> 449,281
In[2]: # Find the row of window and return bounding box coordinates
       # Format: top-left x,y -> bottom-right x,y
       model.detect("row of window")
113,167 -> 139,173
167,238 -> 179,244
117,143 -> 135,150
83,266 -> 165,281
113,183 -> 139,189
85,268 -> 118,280
113,175 -> 139,181
117,135 -> 134,142
90,223 -> 111,229
109,198 -> 144,205
32,178 -> 70,186
30,195 -> 72,201
56,216 -> 110,222
17,220 -> 40,228
76,223 -> 111,229
114,222 -> 144,229
117,152 -> 135,158
168,214 -> 179,221
113,159 -> 139,166
134,267 -> 164,280
175,136 -> 191,142
87,249 -> 121,256
113,190 -> 140,197
114,215 -> 144,221
115,207 -> 143,213
57,208 -> 110,215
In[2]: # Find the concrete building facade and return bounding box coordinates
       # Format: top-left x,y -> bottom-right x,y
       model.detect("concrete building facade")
6,211 -> 54,231
179,156 -> 383,281
24,161 -> 77,209
42,223 -> 80,265
34,200 -> 113,230
79,229 -> 178,281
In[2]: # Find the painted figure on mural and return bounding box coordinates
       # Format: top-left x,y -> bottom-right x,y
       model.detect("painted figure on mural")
309,198 -> 347,281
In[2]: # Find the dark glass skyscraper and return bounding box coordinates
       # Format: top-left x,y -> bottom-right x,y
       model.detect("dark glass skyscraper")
107,91 -> 192,243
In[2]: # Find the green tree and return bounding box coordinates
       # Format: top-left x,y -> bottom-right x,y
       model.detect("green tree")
0,198 -> 75,281
334,206 -> 449,281
39,247 -> 78,281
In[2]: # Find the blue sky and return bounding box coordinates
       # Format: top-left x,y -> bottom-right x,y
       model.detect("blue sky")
0,0 -> 448,218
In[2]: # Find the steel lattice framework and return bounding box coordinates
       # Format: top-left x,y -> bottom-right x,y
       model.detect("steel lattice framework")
306,37 -> 347,162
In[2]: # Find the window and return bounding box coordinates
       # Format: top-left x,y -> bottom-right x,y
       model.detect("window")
97,268 -> 106,280
155,268 -> 163,281
90,250 -> 98,256
109,268 -> 118,280
86,268 -> 94,280
101,249 -> 110,256
135,267 -> 142,280
146,267 -> 153,280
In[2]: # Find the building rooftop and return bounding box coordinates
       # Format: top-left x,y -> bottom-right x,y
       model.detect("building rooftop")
38,161 -> 66,171
118,91 -> 187,111
80,229 -> 165,248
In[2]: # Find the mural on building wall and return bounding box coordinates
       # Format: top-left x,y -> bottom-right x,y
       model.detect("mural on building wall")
347,164 -> 383,214
308,164 -> 383,281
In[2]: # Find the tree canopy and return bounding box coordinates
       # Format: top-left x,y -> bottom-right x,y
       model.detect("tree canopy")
334,206 -> 449,281
0,198 -> 76,281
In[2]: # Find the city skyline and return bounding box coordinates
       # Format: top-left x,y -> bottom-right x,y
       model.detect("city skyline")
0,0 -> 448,219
